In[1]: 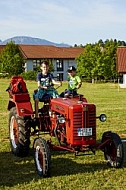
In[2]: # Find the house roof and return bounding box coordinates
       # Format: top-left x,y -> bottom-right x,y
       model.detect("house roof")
117,46 -> 126,73
18,45 -> 84,59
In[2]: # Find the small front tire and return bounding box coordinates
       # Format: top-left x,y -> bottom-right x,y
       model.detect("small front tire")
33,138 -> 51,177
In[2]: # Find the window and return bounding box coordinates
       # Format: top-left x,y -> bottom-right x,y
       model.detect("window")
56,60 -> 63,71
57,73 -> 63,81
33,60 -> 40,71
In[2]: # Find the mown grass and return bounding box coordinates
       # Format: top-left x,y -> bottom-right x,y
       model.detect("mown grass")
0,79 -> 126,190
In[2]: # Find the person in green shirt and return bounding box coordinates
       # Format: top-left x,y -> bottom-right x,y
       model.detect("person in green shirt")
60,66 -> 82,98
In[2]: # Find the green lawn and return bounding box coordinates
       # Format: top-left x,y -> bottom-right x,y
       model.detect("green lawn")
0,79 -> 126,190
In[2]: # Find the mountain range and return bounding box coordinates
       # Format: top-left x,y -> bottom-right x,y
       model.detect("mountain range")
0,36 -> 71,47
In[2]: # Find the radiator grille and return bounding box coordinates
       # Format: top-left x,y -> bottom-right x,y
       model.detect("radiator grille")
73,105 -> 96,141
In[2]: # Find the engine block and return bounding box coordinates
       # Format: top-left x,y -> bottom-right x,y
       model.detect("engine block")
51,97 -> 96,146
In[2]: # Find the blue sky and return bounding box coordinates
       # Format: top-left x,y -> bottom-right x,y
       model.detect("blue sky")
0,0 -> 126,46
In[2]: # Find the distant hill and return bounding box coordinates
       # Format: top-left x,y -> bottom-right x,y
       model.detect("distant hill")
0,36 -> 71,47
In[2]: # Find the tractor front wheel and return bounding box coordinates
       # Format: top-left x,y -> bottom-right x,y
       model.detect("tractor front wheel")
102,131 -> 124,168
9,107 -> 31,157
33,138 -> 51,177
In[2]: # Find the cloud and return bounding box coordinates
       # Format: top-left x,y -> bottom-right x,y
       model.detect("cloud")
1,0 -> 126,44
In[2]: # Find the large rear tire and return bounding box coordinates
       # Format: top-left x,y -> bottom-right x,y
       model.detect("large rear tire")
9,107 -> 31,157
33,138 -> 51,177
102,131 -> 124,168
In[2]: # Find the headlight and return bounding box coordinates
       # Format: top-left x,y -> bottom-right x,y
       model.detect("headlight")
99,114 -> 107,122
58,116 -> 65,123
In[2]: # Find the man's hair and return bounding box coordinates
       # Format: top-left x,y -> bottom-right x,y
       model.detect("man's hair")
41,60 -> 49,67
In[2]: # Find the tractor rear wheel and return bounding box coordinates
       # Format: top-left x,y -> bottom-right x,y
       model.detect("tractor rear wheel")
102,131 -> 124,168
9,107 -> 31,157
33,138 -> 51,177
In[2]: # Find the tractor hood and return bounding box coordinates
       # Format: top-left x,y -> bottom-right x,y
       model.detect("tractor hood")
51,97 -> 91,116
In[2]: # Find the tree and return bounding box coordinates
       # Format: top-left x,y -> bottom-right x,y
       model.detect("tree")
0,41 -> 24,76
76,39 -> 119,81
102,40 -> 118,79
76,43 -> 103,80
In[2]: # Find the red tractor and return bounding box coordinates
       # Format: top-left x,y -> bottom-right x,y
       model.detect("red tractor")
7,76 -> 124,177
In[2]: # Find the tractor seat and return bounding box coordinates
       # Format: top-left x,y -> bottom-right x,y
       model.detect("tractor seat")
33,89 -> 51,103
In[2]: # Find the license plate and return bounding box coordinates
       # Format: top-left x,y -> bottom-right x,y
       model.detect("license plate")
77,128 -> 92,136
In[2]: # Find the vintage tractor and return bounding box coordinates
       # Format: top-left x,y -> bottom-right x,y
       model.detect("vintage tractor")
6,77 -> 124,177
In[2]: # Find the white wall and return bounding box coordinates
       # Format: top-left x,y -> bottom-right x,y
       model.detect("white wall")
53,59 -> 77,80
25,60 -> 33,72
25,59 -> 77,81
119,74 -> 126,88
123,74 -> 126,84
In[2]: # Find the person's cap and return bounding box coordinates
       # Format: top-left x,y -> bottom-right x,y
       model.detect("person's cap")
67,66 -> 76,72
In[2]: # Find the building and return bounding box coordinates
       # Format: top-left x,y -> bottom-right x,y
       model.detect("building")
0,45 -> 84,81
117,46 -> 126,86
0,45 -> 5,53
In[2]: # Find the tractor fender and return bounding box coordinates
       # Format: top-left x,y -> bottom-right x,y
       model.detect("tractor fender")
7,100 -> 33,117
7,93 -> 33,116
15,101 -> 33,117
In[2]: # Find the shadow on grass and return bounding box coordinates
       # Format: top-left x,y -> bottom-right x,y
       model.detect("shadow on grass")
51,153 -> 126,177
52,157 -> 107,177
0,146 -> 126,188
0,149 -> 39,188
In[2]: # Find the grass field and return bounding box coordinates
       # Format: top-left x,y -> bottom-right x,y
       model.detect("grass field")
0,79 -> 126,190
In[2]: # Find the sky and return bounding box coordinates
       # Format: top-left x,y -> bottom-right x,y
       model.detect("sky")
0,0 -> 126,46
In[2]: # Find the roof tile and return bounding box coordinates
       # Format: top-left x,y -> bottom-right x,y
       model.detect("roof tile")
18,45 -> 84,59
117,47 -> 126,73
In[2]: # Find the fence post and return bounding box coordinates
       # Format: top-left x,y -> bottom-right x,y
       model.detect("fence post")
118,78 -> 120,92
